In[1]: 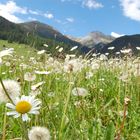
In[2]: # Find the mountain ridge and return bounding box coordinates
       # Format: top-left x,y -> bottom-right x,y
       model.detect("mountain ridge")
0,16 -> 140,56
68,31 -> 114,48
0,16 -> 89,55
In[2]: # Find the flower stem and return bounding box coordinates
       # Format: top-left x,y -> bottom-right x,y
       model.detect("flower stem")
20,118 -> 29,140
2,107 -> 7,140
59,73 -> 72,140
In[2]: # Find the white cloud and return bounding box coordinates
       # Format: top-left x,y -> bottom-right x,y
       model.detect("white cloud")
120,0 -> 140,21
28,17 -> 37,21
0,1 -> 27,23
55,19 -> 67,25
66,17 -> 74,22
60,0 -> 103,9
111,32 -> 125,38
44,13 -> 54,19
29,10 -> 39,15
82,0 -> 104,9
55,19 -> 62,23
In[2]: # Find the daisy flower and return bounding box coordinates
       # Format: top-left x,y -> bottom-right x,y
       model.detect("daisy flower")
6,95 -> 41,121
0,48 -> 14,58
31,81 -> 45,91
43,44 -> 48,48
58,47 -> 63,52
37,50 -> 46,55
136,47 -> 140,50
108,46 -> 115,50
35,71 -> 51,75
70,46 -> 78,51
120,49 -> 132,54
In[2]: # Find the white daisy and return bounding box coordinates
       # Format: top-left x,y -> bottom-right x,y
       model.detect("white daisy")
58,47 -> 63,52
136,47 -> 140,50
35,71 -> 51,75
6,95 -> 41,121
0,48 -> 14,58
70,46 -> 78,51
43,44 -> 48,48
0,58 -> 2,65
37,50 -> 46,55
31,81 -> 45,91
55,45 -> 60,49
120,49 -> 132,54
108,46 -> 115,50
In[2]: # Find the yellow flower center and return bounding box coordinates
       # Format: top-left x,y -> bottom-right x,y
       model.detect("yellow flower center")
16,101 -> 32,114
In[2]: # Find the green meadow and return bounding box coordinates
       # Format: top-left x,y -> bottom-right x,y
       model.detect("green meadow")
0,40 -> 140,140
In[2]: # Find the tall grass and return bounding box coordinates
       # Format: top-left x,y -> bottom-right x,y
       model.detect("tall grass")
0,40 -> 140,140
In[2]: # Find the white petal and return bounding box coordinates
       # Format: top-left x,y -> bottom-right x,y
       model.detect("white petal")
30,98 -> 39,104
14,97 -> 20,104
32,100 -> 41,107
22,114 -> 29,121
28,96 -> 35,103
29,110 -> 39,114
30,107 -> 40,113
6,103 -> 15,109
14,113 -> 20,118
31,106 -> 41,111
21,95 -> 26,100
7,111 -> 18,116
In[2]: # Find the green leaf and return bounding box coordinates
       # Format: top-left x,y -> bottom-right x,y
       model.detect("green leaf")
105,121 -> 115,140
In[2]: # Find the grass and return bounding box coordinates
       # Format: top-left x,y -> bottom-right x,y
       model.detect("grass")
0,40 -> 140,140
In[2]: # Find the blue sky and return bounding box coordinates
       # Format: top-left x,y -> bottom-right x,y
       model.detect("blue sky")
0,0 -> 140,37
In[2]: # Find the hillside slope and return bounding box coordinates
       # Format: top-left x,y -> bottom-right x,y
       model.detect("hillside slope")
0,16 -> 88,55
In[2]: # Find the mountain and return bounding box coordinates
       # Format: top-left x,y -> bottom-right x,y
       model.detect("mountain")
92,34 -> 140,55
68,31 -> 114,48
0,16 -> 140,56
20,21 -> 82,47
0,16 -> 88,55
0,16 -> 27,42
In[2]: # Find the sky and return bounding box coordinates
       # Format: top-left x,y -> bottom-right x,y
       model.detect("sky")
0,0 -> 140,38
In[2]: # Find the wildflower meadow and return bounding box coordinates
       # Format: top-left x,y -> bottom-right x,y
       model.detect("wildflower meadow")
0,40 -> 140,140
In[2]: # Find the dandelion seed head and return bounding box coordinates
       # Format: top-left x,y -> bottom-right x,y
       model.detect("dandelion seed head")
72,87 -> 88,97
0,80 -> 20,103
64,59 -> 84,73
124,97 -> 130,105
120,49 -> 132,54
24,72 -> 36,81
99,54 -> 108,61
28,126 -> 50,140
5,62 -> 11,66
